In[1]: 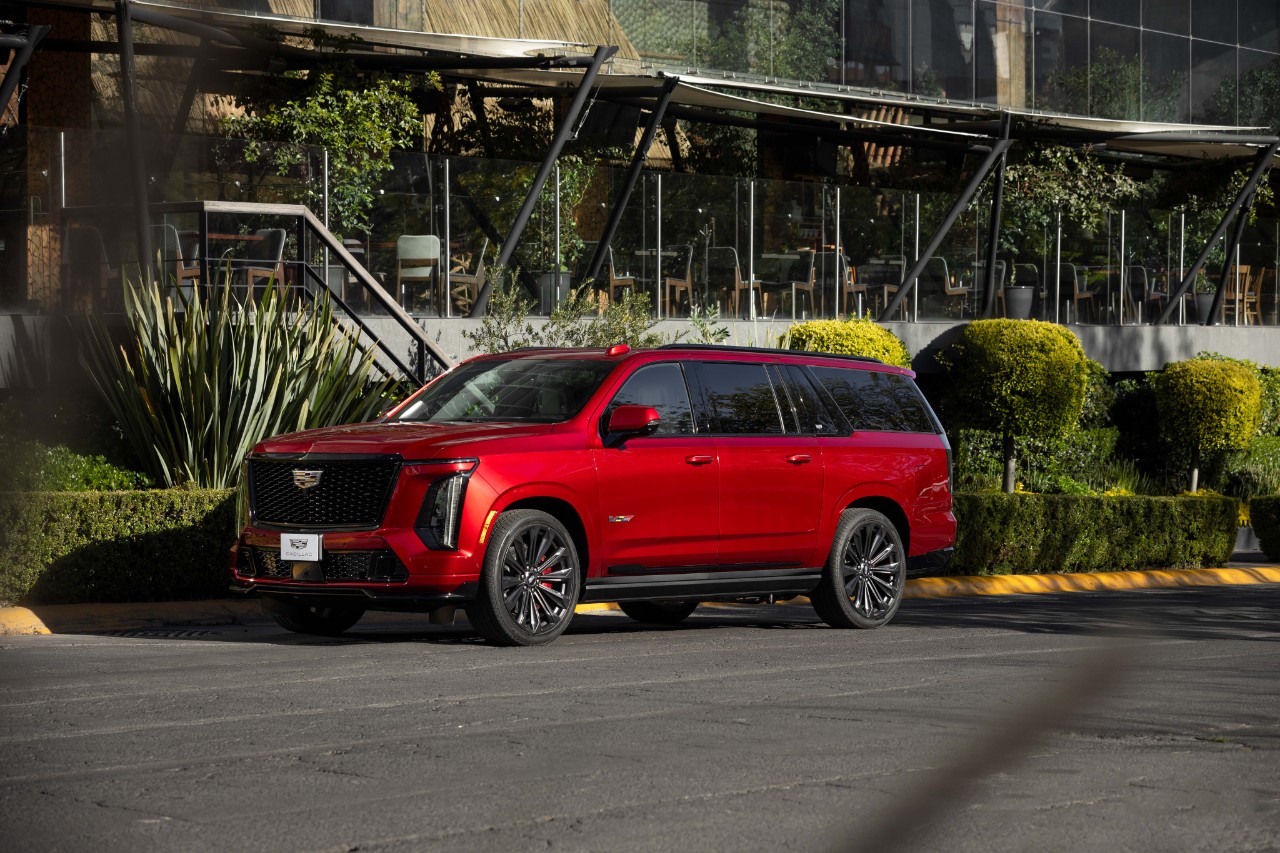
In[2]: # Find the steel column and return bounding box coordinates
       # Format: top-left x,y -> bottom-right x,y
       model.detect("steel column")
1156,142 -> 1279,324
980,113 -> 1012,319
115,0 -> 154,285
878,137 -> 1013,322
1206,194 -> 1253,325
470,45 -> 615,316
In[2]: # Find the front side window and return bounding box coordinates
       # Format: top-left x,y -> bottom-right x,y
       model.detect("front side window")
605,363 -> 696,435
808,366 -> 936,433
396,358 -> 616,423
697,362 -> 785,434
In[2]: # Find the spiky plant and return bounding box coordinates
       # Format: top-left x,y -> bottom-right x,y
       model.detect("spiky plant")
83,277 -> 402,489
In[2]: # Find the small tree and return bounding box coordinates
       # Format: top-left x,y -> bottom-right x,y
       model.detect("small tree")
1154,358 -> 1262,492
948,320 -> 1089,493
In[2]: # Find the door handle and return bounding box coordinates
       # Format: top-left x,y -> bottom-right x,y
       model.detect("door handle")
786,454 -> 813,464
685,454 -> 715,466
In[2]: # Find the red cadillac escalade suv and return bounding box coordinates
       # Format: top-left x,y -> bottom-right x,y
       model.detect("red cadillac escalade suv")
231,344 -> 955,645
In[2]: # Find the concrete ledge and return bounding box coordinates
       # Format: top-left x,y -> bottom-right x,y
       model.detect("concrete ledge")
3,566 -> 1277,635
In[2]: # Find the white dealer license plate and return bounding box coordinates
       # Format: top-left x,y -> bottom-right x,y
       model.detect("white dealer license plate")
280,533 -> 323,562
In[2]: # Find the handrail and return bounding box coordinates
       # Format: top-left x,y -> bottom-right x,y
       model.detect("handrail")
147,200 -> 455,382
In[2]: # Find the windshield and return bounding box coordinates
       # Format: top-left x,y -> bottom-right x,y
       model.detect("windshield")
396,357 -> 618,423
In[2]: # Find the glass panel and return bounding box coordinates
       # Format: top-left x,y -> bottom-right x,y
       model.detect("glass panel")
1033,12 -> 1090,113
1143,0 -> 1190,36
1190,41 -> 1237,123
1090,23 -> 1143,120
1235,49 -> 1280,127
607,363 -> 696,435
1034,0 -> 1089,16
912,0 -> 972,100
698,362 -> 785,434
1095,0 -> 1140,27
1239,0 -> 1280,53
1142,31 -> 1192,122
1191,0 -> 1236,45
841,1 -> 901,89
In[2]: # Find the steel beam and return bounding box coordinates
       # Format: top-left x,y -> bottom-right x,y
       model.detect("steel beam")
469,45 -> 616,316
1206,193 -> 1254,325
0,25 -> 50,127
980,113 -> 1012,319
878,135 -> 1014,322
583,76 -> 678,287
1156,142 -> 1280,324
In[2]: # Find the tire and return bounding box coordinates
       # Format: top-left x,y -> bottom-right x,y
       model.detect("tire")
261,598 -> 365,636
468,509 -> 581,646
618,600 -> 699,626
811,508 -> 905,629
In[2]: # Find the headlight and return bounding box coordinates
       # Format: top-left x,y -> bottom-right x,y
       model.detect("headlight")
413,461 -> 477,550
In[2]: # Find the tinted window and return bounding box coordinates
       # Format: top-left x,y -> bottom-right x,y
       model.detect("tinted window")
780,364 -> 843,435
396,358 -> 615,423
606,363 -> 696,435
808,366 -> 936,433
698,362 -> 785,434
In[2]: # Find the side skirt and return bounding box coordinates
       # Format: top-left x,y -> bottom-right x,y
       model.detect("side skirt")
581,567 -> 822,604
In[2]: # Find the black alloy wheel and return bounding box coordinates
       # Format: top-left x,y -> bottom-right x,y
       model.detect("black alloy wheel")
810,508 -> 905,629
469,509 -> 581,646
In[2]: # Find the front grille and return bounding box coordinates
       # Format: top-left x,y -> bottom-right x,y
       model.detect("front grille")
248,548 -> 408,583
250,457 -> 400,528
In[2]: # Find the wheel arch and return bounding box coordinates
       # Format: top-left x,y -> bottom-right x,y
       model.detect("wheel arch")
503,496 -> 590,580
844,495 -> 910,555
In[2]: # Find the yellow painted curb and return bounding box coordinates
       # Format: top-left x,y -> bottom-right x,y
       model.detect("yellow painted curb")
0,607 -> 51,635
904,566 -> 1280,599
574,602 -> 620,613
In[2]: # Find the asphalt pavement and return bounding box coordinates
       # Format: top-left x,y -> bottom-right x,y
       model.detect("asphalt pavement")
2,584 -> 1277,852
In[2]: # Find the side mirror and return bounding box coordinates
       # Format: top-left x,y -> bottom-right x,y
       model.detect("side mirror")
607,405 -> 661,437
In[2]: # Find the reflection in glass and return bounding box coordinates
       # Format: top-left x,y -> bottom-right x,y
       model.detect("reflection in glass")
1142,31 -> 1191,122
1191,0 -> 1236,45
699,362 -> 785,434
1191,40 -> 1238,123
607,363 -> 696,435
1143,0 -> 1190,36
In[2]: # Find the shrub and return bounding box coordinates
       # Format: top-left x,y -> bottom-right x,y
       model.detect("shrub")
1155,358 -> 1262,492
0,443 -> 153,492
947,320 -> 1089,492
1196,351 -> 1280,436
0,489 -> 235,605
952,493 -> 1238,574
785,318 -> 911,367
1252,496 -> 1280,561
83,276 -> 401,490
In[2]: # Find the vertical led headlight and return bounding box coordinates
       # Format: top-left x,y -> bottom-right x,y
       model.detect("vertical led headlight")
414,460 -> 478,550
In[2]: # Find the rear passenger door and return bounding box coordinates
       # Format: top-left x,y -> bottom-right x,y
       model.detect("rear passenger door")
690,361 -> 827,569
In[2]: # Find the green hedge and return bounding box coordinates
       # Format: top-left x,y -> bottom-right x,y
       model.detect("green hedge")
953,493 -> 1237,574
1252,496 -> 1280,561
0,490 -> 235,605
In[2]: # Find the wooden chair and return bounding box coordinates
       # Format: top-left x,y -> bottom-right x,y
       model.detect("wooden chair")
663,244 -> 694,316
707,246 -> 761,319
1223,265 -> 1263,325
449,238 -> 488,315
606,247 -> 639,306
942,259 -> 972,317
783,251 -> 817,319
151,224 -> 201,303
396,234 -> 442,314
1058,263 -> 1092,323
227,228 -> 286,303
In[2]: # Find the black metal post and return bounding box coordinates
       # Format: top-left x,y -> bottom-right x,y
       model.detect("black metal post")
980,113 -> 1012,319
115,0 -> 154,286
583,77 -> 679,286
878,138 -> 1012,322
469,45 -> 616,317
1156,141 -> 1279,324
1206,192 -> 1253,325
0,25 -> 50,125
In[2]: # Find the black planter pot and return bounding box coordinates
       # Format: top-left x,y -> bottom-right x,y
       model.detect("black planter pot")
1194,292 -> 1217,324
1004,285 -> 1035,320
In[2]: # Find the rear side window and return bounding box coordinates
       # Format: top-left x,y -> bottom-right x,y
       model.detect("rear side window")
605,363 -> 696,435
696,362 -> 785,434
807,366 -> 936,433
778,364 -> 842,435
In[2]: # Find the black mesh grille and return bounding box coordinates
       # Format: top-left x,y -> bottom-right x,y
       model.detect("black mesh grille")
249,548 -> 408,583
250,457 -> 399,527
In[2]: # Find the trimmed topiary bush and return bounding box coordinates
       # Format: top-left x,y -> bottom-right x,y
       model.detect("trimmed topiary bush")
947,319 -> 1089,492
785,318 -> 911,367
1155,358 -> 1262,492
1252,496 -> 1280,561
0,489 -> 235,605
952,493 -> 1238,574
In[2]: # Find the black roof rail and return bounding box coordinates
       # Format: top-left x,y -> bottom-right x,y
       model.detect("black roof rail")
655,343 -> 884,365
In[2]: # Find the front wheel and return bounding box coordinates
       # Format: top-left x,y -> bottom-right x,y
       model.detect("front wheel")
261,598 -> 365,636
618,600 -> 698,625
468,509 -> 581,646
810,508 -> 905,629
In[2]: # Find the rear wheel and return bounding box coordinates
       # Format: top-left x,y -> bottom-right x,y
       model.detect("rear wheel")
468,509 -> 581,646
618,600 -> 699,625
261,598 -> 365,636
811,508 -> 905,629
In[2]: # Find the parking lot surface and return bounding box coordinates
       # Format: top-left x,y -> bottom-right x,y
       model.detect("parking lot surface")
2,585 -> 1278,852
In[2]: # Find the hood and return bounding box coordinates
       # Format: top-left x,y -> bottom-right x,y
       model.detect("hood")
253,420 -> 557,457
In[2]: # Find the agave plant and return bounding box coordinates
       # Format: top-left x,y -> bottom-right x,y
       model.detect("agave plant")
83,276 -> 403,489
